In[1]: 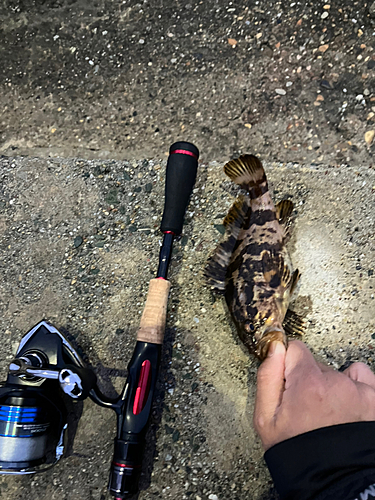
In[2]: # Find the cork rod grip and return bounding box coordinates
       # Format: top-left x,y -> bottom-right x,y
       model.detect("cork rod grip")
136,279 -> 171,344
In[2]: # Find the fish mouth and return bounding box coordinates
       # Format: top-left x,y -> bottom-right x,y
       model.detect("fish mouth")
256,330 -> 287,361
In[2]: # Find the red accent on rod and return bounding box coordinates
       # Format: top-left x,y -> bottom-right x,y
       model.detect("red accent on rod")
133,360 -> 152,415
163,231 -> 175,235
156,277 -> 166,280
113,461 -> 142,469
170,149 -> 198,160
113,462 -> 134,469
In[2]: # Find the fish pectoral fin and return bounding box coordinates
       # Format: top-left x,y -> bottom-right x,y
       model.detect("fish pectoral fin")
283,309 -> 305,337
262,252 -> 300,294
276,199 -> 294,224
261,250 -> 280,278
262,251 -> 289,287
223,195 -> 250,230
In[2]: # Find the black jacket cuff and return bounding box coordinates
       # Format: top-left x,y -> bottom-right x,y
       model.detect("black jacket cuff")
264,422 -> 375,500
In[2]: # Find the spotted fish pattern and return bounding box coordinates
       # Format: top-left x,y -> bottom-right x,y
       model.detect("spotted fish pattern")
205,155 -> 303,360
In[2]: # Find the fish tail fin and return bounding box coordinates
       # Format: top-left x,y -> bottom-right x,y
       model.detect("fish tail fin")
224,155 -> 266,190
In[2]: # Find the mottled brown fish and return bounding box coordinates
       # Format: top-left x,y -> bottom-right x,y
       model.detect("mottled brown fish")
205,155 -> 303,360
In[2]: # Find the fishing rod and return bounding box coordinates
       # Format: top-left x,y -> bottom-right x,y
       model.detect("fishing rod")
0,141 -> 199,499
106,141 -> 199,498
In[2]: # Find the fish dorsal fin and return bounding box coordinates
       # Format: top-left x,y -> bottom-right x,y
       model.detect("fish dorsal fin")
289,268 -> 301,295
224,155 -> 265,188
203,238 -> 234,293
276,199 -> 294,224
204,196 -> 250,292
283,309 -> 305,336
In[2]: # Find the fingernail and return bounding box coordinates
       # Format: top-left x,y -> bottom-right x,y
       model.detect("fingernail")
268,341 -> 285,357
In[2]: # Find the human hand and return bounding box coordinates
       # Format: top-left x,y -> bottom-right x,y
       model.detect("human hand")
253,340 -> 375,450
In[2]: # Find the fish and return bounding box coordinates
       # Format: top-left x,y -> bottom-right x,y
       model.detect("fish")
204,154 -> 303,360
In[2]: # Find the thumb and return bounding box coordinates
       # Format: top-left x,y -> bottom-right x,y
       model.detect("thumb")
254,341 -> 286,429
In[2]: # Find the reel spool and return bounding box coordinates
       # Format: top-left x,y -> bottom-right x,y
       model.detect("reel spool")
0,321 -> 95,474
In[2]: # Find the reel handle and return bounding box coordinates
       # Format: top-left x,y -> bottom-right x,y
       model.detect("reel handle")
160,141 -> 199,235
9,359 -> 96,400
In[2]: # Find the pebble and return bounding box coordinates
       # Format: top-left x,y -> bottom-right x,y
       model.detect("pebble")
370,1 -> 375,18
321,11 -> 329,19
368,60 -> 375,70
319,44 -> 329,53
214,224 -> 225,235
74,236 -> 83,248
365,130 -> 375,145
275,88 -> 286,95
209,495 -> 219,500
320,79 -> 333,90
139,39 -> 145,44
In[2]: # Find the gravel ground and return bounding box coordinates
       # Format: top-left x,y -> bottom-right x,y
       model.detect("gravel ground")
1,0 -> 375,163
0,156 -> 374,499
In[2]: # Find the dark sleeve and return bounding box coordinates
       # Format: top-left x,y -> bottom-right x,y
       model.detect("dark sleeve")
264,422 -> 375,500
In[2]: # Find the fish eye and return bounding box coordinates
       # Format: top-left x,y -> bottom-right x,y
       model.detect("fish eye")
244,322 -> 254,333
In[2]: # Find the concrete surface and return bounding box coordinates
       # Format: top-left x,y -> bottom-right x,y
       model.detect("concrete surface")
0,157 -> 374,500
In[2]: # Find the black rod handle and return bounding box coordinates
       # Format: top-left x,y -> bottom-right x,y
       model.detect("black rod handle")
160,142 -> 199,235
108,342 -> 161,499
156,232 -> 174,279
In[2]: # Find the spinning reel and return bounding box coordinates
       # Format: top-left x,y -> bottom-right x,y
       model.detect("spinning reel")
0,319 -> 158,498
